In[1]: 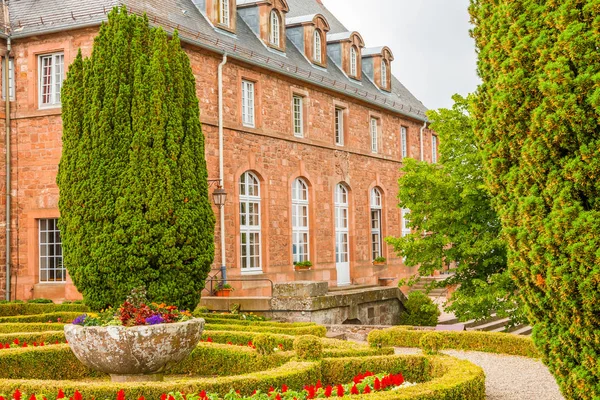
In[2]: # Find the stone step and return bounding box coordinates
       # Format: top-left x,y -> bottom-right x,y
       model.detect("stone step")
438,315 -> 460,325
467,317 -> 511,332
510,325 -> 533,336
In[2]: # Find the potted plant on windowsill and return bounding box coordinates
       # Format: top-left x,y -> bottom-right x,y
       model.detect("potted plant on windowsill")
373,257 -> 387,266
294,261 -> 313,271
215,284 -> 234,297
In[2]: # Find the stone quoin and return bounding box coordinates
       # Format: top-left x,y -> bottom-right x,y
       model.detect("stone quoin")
0,0 -> 438,301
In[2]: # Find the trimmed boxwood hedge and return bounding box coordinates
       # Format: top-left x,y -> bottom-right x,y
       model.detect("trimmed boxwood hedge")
0,323 -> 66,334
0,331 -> 65,346
202,317 -> 317,328
368,326 -> 540,358
0,312 -> 82,324
0,304 -> 88,317
206,323 -> 327,337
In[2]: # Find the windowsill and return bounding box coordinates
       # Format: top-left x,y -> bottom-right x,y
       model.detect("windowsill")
37,281 -> 67,285
38,105 -> 62,111
294,133 -> 304,138
240,270 -> 264,276
242,123 -> 256,129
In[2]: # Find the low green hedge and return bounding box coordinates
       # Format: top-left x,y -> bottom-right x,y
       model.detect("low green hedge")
202,317 -> 317,327
207,323 -> 327,337
0,303 -> 88,317
0,323 -> 65,334
0,331 -> 65,345
368,326 -> 540,358
202,330 -> 295,350
0,312 -> 81,324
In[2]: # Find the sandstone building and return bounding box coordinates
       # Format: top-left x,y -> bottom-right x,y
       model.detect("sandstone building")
0,0 -> 437,301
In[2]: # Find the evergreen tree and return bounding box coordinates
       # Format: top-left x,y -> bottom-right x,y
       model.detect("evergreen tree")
470,1 -> 600,398
58,7 -> 215,311
387,95 -> 522,324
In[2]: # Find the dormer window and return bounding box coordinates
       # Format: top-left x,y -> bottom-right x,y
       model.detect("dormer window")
350,46 -> 358,77
220,0 -> 230,26
381,60 -> 388,89
270,10 -> 281,47
361,46 -> 394,91
314,31 -> 322,63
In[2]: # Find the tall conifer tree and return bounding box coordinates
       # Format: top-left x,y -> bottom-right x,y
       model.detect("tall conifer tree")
58,7 -> 215,311
470,1 -> 600,398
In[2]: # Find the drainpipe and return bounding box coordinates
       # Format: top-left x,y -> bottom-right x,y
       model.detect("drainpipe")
419,121 -> 426,162
4,36 -> 10,301
218,53 -> 228,284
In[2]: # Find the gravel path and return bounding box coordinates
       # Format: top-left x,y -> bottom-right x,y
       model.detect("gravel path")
394,347 -> 564,400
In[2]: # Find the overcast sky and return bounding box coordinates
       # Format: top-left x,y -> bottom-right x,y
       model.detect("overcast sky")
322,0 -> 480,111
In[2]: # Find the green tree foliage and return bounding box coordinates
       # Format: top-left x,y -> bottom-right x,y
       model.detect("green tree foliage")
470,1 -> 600,398
399,291 -> 440,327
387,95 -> 523,324
57,7 -> 215,311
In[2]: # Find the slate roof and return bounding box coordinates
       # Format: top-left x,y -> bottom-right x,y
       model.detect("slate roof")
2,0 -> 428,121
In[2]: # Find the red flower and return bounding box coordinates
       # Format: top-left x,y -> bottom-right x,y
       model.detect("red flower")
160,394 -> 167,400
275,395 -> 281,400
336,385 -> 344,397
207,337 -> 213,343
40,342 -> 45,347
278,344 -> 283,349
374,378 -> 381,391
350,385 -> 359,395
74,391 -> 82,400
57,390 -> 66,399
235,390 -> 241,395
28,395 -> 36,400
251,390 -> 257,396
33,342 -> 38,347
248,341 -> 253,347
0,396 -> 5,400
199,391 -> 207,399
228,342 -> 233,345
116,390 -> 125,400
13,389 -> 21,400
22,343 -> 27,348
281,385 -> 288,393
324,386 -> 332,398
138,397 -> 145,400
13,339 -> 19,345
316,381 -> 322,390
363,386 -> 371,394
268,387 -> 274,394
168,396 -> 175,400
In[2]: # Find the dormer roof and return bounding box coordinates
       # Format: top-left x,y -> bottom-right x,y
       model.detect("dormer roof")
236,0 -> 289,12
363,46 -> 394,61
326,31 -> 365,47
285,13 -> 330,31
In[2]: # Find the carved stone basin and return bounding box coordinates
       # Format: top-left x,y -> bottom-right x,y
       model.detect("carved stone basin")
64,318 -> 204,382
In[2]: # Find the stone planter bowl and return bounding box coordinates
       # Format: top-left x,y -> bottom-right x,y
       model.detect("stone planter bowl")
64,318 -> 204,382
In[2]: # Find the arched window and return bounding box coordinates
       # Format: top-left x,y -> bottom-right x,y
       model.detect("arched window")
381,60 -> 388,89
269,10 -> 281,47
292,178 -> 309,264
402,208 -> 411,237
313,30 -> 322,63
240,172 -> 261,272
350,46 -> 358,77
370,188 -> 383,260
335,184 -> 351,285
220,0 -> 230,26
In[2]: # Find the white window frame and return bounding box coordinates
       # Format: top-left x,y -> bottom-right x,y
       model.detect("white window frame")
335,108 -> 344,146
38,52 -> 64,108
292,178 -> 310,264
350,46 -> 358,77
39,218 -> 65,283
240,172 -> 262,273
2,57 -> 14,101
402,208 -> 411,237
269,10 -> 281,47
432,135 -> 438,163
381,60 -> 388,89
313,30 -> 322,63
401,126 -> 408,159
371,188 -> 383,260
335,184 -> 350,264
241,80 -> 255,127
370,117 -> 379,154
293,95 -> 304,137
220,0 -> 230,26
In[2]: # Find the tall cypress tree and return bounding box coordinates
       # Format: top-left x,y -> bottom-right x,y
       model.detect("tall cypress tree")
58,7 -> 215,311
470,1 -> 600,398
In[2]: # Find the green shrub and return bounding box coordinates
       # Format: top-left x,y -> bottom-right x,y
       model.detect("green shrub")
0,331 -> 65,346
57,6 -> 215,311
0,312 -> 80,324
293,335 -> 323,360
368,326 -> 540,358
207,323 -> 326,337
420,332 -> 444,355
253,333 -> 278,355
202,331 -> 294,350
0,323 -> 66,334
26,299 -> 53,304
0,303 -> 88,317
399,292 -> 440,327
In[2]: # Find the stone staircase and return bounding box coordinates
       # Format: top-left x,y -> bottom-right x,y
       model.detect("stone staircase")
438,313 -> 532,336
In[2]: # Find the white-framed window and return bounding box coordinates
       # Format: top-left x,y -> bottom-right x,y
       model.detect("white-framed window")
313,30 -> 322,63
381,60 -> 388,89
39,52 -> 64,108
432,135 -> 438,163
240,171 -> 262,273
370,117 -> 379,153
335,108 -> 344,146
292,178 -> 310,264
220,0 -> 230,26
371,188 -> 383,260
242,80 -> 255,127
350,46 -> 358,77
293,95 -> 303,137
39,218 -> 65,283
401,126 -> 408,159
401,208 -> 411,237
335,183 -> 349,264
269,10 -> 281,47
2,57 -> 14,101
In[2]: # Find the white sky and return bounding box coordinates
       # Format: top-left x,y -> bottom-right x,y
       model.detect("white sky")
322,0 -> 480,111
